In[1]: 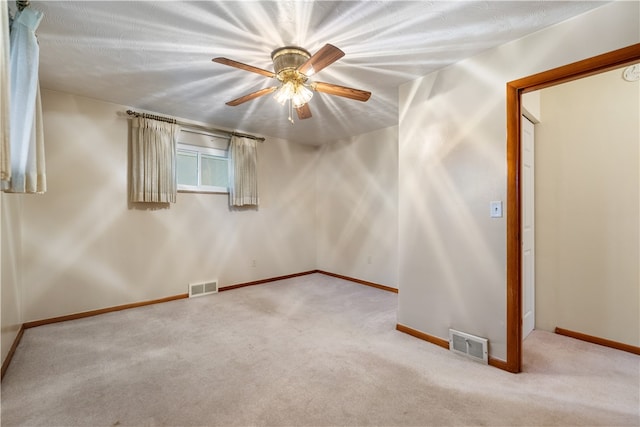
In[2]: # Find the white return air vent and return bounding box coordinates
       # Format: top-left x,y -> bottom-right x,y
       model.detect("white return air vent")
189,280 -> 218,298
449,329 -> 489,364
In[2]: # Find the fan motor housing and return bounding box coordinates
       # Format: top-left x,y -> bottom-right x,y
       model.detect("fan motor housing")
271,46 -> 311,76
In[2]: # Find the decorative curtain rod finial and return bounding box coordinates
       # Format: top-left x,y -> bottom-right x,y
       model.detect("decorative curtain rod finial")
16,0 -> 30,11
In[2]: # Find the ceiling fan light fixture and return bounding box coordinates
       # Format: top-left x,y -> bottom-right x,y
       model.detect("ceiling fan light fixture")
271,46 -> 311,74
292,84 -> 313,108
273,81 -> 313,108
273,81 -> 294,105
270,48 -> 315,110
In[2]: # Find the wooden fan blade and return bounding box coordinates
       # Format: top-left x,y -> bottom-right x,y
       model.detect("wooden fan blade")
212,57 -> 275,78
298,44 -> 345,76
226,87 -> 278,106
312,81 -> 371,102
296,103 -> 312,120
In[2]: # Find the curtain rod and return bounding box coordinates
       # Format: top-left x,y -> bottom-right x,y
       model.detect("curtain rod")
125,110 -> 265,142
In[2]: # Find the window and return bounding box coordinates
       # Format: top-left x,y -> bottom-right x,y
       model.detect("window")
176,129 -> 229,193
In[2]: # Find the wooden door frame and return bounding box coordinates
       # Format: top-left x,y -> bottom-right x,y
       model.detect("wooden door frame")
505,43 -> 640,373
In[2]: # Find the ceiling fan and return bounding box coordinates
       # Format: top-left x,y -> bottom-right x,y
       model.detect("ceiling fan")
212,44 -> 371,123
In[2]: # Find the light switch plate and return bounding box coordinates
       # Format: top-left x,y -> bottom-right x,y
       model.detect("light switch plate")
490,201 -> 503,218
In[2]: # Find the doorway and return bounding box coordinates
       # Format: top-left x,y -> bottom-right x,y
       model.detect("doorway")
504,43 -> 640,373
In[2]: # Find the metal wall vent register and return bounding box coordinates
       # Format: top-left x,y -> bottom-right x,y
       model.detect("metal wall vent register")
449,329 -> 489,364
189,281 -> 218,298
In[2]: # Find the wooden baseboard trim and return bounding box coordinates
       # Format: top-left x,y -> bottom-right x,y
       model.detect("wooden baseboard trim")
396,323 -> 449,349
218,271 -> 317,292
23,294 -> 189,329
555,327 -> 640,356
1,324 -> 25,381
21,270 -> 392,329
317,271 -> 398,294
397,323 -> 512,372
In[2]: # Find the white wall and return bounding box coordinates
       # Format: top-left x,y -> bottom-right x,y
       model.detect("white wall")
1,192 -> 23,365
18,89 -> 319,322
535,67 -> 639,346
398,1 -> 639,361
316,127 -> 398,288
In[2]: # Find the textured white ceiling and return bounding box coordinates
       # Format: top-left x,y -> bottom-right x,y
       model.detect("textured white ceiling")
28,1 -> 606,144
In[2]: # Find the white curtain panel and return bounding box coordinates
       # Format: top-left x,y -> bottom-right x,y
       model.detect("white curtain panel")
130,117 -> 179,203
1,1 -> 10,183
229,136 -> 259,207
6,6 -> 46,193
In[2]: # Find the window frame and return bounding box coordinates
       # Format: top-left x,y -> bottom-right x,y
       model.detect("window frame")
176,143 -> 229,194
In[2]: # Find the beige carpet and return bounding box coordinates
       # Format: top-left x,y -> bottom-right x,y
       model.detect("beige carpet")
1,273 -> 638,426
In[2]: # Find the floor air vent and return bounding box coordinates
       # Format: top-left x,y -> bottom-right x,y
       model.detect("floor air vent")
189,281 -> 218,298
449,329 -> 488,364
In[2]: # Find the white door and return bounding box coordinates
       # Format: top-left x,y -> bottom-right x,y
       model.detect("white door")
521,116 -> 535,339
